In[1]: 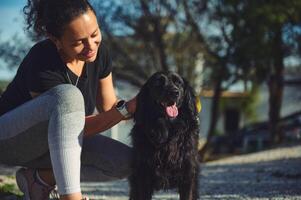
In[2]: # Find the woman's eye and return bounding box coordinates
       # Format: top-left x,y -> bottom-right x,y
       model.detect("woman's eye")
91,33 -> 98,38
72,41 -> 82,47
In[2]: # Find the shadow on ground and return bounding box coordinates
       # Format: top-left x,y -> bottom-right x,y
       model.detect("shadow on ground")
1,146 -> 301,200
79,157 -> 301,199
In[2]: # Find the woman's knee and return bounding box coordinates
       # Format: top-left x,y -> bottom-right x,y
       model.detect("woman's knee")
46,84 -> 85,114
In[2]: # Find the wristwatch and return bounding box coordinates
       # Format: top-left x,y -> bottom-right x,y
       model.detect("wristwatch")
116,100 -> 131,118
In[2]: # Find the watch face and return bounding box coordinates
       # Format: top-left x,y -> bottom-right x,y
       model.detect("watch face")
116,99 -> 130,117
117,100 -> 126,108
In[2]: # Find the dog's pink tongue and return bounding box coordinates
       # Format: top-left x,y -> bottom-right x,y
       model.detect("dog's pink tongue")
166,103 -> 178,118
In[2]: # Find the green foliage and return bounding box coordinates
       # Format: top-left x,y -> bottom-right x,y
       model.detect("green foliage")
94,0 -> 207,90
0,184 -> 16,194
241,85 -> 260,122
208,1 -> 301,142
212,129 -> 223,136
0,81 -> 9,94
209,0 -> 301,84
0,183 -> 22,197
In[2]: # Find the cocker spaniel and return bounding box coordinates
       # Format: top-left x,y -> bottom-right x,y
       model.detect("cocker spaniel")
129,71 -> 200,200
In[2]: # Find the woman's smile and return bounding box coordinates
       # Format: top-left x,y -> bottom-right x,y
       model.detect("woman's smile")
80,50 -> 96,58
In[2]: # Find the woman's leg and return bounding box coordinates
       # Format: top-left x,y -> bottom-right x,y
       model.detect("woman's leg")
0,84 -> 85,198
80,134 -> 132,182
25,134 -> 133,182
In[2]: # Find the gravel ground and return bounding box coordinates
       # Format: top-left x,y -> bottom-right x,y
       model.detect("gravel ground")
1,144 -> 300,200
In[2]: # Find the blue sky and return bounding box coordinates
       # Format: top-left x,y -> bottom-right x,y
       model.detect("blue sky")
0,0 -> 25,7
0,0 -> 27,40
0,0 -> 27,80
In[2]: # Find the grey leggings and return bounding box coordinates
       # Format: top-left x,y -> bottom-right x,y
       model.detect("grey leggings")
0,84 -> 132,195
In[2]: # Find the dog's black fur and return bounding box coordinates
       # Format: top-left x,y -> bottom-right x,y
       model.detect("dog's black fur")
129,71 -> 200,200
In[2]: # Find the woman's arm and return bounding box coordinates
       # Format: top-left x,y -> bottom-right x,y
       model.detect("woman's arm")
84,73 -> 119,137
95,73 -> 117,112
84,73 -> 136,137
84,107 -> 125,137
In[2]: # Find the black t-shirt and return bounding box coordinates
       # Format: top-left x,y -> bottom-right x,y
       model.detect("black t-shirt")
0,39 -> 112,116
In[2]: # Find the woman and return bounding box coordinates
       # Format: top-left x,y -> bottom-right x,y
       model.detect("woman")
0,0 -> 136,199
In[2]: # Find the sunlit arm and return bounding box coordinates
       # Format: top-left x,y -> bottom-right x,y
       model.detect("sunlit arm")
84,73 -> 120,137
84,108 -> 124,137
85,72 -> 136,137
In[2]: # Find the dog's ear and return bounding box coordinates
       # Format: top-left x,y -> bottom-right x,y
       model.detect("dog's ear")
182,79 -> 198,118
133,83 -> 150,124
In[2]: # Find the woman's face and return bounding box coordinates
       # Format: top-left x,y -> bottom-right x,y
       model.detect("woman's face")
56,9 -> 101,63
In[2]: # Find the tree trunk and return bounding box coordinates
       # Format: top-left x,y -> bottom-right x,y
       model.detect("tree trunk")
139,0 -> 169,72
268,28 -> 284,143
153,21 -> 169,72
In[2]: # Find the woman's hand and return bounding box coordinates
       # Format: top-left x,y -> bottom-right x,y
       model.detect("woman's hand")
126,96 -> 137,116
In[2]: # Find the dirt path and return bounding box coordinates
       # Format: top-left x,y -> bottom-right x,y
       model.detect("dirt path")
1,144 -> 300,200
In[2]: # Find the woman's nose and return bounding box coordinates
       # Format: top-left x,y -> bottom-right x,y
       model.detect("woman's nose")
84,38 -> 94,50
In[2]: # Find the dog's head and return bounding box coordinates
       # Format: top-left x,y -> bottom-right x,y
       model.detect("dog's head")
146,71 -> 185,118
134,71 -> 197,123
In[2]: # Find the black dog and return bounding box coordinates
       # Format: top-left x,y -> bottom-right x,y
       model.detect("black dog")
129,71 -> 200,200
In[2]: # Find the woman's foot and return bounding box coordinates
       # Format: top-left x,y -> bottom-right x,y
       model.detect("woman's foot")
16,168 -> 56,200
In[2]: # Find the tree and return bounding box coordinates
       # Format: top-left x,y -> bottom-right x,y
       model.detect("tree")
94,0 -> 207,90
0,34 -> 32,72
181,0 -> 246,159
211,0 -> 301,143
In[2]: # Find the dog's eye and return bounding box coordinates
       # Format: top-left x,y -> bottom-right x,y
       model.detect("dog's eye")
171,75 -> 183,85
154,76 -> 166,87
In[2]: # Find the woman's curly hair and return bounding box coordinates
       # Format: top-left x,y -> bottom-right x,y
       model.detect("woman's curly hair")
23,0 -> 95,38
